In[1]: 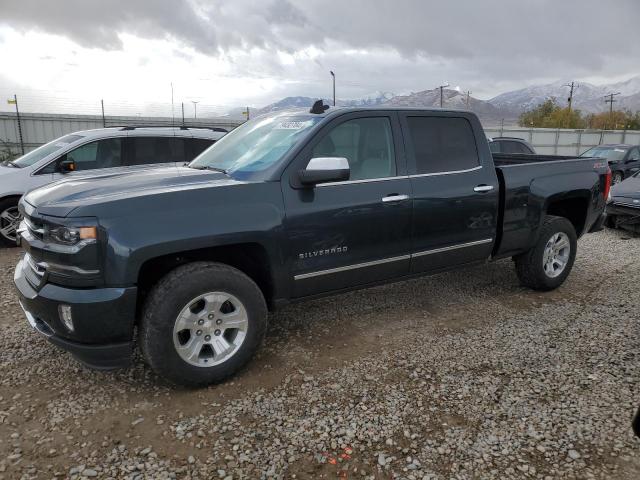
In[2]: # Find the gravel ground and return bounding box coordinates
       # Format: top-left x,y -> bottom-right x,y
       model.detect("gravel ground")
0,228 -> 639,479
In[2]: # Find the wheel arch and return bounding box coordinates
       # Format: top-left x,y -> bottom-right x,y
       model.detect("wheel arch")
544,193 -> 590,238
135,242 -> 277,317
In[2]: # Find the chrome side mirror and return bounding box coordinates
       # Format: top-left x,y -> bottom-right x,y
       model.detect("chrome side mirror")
298,157 -> 350,186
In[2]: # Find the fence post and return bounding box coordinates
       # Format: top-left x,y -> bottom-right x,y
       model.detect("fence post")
101,99 -> 106,127
576,130 -> 582,156
622,128 -> 627,144
554,128 -> 559,155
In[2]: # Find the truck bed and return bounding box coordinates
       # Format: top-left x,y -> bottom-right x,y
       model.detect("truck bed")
492,153 -> 594,166
492,153 -> 608,260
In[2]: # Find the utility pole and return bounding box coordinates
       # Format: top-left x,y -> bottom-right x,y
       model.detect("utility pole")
563,81 -> 578,127
191,101 -> 199,119
604,92 -> 620,129
7,95 -> 24,155
170,82 -> 175,126
101,99 -> 106,127
438,83 -> 449,108
465,90 -> 472,108
181,103 -> 185,126
330,71 -> 336,106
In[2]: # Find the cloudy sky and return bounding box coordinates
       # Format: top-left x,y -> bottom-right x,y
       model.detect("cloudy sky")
1,0 -> 639,115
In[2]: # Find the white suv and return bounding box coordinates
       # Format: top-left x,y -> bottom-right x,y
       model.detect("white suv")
0,126 -> 226,246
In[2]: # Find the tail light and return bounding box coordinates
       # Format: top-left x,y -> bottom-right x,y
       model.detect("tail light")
602,167 -> 612,202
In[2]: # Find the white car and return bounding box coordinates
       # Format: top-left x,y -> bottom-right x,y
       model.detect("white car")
0,126 -> 226,246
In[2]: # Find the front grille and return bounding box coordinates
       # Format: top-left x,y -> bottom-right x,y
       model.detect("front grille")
23,253 -> 46,289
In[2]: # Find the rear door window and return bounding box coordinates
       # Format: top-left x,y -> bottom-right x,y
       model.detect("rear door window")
128,137 -> 187,166
405,116 -> 479,174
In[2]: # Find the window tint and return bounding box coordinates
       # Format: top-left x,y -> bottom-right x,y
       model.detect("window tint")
489,141 -> 501,153
65,138 -> 123,171
501,141 -> 531,154
628,148 -> 640,160
129,137 -> 186,166
311,117 -> 396,181
188,138 -> 215,160
406,117 -> 479,174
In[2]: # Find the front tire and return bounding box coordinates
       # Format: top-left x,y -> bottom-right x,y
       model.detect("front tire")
514,215 -> 577,291
139,262 -> 267,387
0,197 -> 21,247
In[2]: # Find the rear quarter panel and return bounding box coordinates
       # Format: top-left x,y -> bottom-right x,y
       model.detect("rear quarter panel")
495,158 -> 607,258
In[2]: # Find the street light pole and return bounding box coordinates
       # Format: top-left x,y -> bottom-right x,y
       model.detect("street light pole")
438,83 -> 449,108
330,71 -> 335,106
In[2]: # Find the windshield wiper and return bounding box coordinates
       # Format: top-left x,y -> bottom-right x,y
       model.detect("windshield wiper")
186,164 -> 227,174
205,166 -> 228,174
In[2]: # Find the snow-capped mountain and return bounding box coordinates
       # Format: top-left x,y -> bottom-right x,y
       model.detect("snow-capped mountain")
382,88 -> 504,122
489,76 -> 640,114
256,92 -> 394,115
248,76 -> 640,124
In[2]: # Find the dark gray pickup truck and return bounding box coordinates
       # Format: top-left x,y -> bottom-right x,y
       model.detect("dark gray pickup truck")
14,106 -> 610,386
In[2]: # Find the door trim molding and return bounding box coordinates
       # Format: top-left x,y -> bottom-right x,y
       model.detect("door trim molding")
294,238 -> 494,280
294,254 -> 411,280
412,238 -> 493,257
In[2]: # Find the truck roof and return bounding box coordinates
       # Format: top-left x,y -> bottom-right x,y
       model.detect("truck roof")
265,105 -> 475,119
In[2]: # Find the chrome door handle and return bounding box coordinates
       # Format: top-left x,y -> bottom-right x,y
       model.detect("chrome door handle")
382,194 -> 410,203
474,185 -> 494,193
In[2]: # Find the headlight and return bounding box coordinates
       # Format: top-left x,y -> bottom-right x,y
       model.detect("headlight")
46,225 -> 97,246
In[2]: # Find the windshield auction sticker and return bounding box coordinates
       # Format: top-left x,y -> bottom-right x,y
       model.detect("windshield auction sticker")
275,121 -> 312,130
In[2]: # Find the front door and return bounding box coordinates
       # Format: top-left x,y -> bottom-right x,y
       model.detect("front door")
399,112 -> 499,273
282,112 -> 413,298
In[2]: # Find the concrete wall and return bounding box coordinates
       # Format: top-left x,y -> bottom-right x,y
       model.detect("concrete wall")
484,126 -> 640,156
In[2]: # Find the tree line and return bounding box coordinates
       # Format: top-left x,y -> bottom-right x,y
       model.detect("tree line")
518,99 -> 640,130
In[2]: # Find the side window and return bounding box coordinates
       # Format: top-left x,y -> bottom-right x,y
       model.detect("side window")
66,138 -> 123,171
628,148 -> 640,161
188,138 -> 215,160
129,137 -> 186,166
489,141 -> 501,154
311,117 -> 396,181
406,117 -> 479,174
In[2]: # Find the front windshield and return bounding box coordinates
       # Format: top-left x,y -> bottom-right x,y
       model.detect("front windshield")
9,134 -> 84,168
580,147 -> 627,161
189,114 -> 321,175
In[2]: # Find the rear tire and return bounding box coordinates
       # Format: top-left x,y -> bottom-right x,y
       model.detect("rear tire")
514,215 -> 577,291
0,197 -> 20,247
139,262 -> 267,387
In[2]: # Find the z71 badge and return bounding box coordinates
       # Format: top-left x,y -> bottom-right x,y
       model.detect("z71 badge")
299,246 -> 348,259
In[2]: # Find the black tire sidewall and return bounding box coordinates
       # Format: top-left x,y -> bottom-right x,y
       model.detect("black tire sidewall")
141,263 -> 267,387
530,218 -> 577,290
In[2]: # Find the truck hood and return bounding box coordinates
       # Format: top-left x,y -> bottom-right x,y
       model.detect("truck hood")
24,166 -> 243,217
611,175 -> 640,200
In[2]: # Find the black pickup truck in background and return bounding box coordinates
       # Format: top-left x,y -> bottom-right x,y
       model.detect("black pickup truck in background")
14,105 -> 610,386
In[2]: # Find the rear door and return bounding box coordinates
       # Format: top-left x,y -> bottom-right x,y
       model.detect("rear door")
399,112 -> 499,273
282,111 -> 413,298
